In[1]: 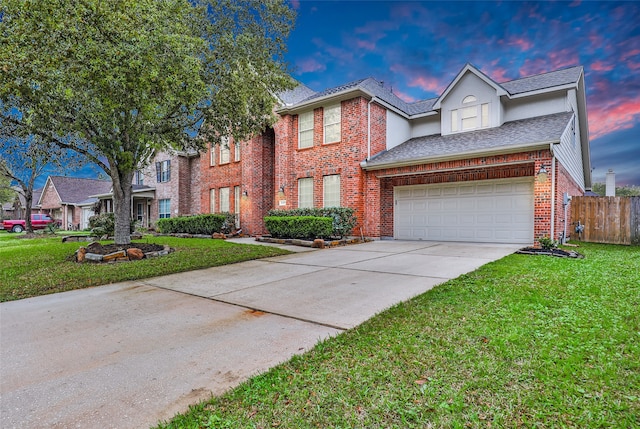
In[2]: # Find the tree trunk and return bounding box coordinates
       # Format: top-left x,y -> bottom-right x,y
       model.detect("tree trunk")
111,170 -> 134,245
24,189 -> 33,233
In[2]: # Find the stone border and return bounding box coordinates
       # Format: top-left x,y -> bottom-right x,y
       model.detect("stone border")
255,236 -> 370,248
76,245 -> 174,263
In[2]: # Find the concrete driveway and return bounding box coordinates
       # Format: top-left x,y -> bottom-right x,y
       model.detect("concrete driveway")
0,240 -> 519,429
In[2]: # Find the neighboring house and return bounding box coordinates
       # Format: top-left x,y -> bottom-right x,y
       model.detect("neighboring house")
2,187 -> 44,220
202,63 -> 591,245
94,150 -> 201,228
39,176 -> 112,230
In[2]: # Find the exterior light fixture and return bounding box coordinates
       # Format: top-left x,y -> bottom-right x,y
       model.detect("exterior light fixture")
537,165 -> 548,183
242,190 -> 248,197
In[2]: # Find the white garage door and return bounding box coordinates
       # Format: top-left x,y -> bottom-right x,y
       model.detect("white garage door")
394,178 -> 534,244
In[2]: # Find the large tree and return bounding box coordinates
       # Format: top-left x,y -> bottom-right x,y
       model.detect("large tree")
0,0 -> 295,244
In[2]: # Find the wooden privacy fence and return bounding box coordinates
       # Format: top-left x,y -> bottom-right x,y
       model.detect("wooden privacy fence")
571,196 -> 640,245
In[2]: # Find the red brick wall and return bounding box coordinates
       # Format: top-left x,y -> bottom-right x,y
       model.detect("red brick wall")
199,140 -> 242,215
240,130 -> 276,235
555,162 -> 584,242
39,180 -> 61,210
272,97 -> 386,234
364,150 -> 554,241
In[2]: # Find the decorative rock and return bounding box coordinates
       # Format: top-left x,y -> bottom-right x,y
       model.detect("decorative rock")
84,253 -> 103,262
76,247 -> 87,262
130,231 -> 143,240
212,232 -> 226,239
103,250 -> 127,262
126,248 -> 144,260
312,239 -> 325,249
87,242 -> 103,253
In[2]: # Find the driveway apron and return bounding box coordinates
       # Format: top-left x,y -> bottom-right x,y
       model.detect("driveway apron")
0,240 -> 519,429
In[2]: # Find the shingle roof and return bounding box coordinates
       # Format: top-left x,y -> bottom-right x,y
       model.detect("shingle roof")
284,65 -> 583,116
500,66 -> 582,95
49,176 -> 113,204
363,112 -> 574,169
278,83 -> 317,105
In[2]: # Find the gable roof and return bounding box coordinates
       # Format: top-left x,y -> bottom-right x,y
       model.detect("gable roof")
362,112 -> 574,170
41,176 -> 113,205
279,64 -> 584,118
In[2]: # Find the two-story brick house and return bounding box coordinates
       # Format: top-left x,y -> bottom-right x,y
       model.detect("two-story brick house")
202,64 -> 591,244
92,150 -> 201,228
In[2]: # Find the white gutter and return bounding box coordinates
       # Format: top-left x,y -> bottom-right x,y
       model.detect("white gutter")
367,97 -> 378,160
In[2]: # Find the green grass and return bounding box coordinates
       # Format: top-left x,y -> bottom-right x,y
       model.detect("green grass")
0,231 -> 290,302
155,243 -> 640,428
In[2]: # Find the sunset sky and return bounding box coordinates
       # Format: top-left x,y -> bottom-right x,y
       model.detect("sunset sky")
286,0 -> 640,186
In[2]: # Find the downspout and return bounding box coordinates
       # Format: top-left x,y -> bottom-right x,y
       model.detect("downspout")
550,153 -> 556,241
367,97 -> 378,160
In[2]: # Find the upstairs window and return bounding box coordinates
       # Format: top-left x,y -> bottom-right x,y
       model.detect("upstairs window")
323,104 -> 341,144
451,96 -> 489,133
209,143 -> 216,166
298,111 -> 314,149
234,141 -> 241,162
156,160 -> 171,182
134,170 -> 144,185
220,136 -> 230,164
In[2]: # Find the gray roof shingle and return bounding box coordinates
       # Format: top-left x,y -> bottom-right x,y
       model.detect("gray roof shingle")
284,65 -> 583,116
500,66 -> 582,95
49,176 -> 113,204
363,112 -> 574,169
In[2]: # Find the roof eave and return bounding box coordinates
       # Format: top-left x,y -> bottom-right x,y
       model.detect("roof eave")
507,82 -> 579,99
433,63 -> 508,110
361,140 -> 558,171
276,87 -> 374,115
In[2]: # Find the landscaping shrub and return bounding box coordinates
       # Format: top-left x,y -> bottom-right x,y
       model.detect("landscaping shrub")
266,207 -> 357,238
264,216 -> 333,240
156,214 -> 227,235
89,212 -> 115,236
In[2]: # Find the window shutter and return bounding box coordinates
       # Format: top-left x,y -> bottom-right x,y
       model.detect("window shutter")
155,162 -> 161,182
166,160 -> 171,182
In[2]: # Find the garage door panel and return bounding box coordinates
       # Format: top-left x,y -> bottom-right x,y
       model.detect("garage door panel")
395,178 -> 533,244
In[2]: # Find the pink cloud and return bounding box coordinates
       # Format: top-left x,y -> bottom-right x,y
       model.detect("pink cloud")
356,39 -> 376,51
290,0 -> 300,9
520,50 -> 579,77
393,90 -> 416,103
508,37 -> 533,51
590,61 -> 614,72
296,58 -> 326,74
489,67 -> 510,82
588,98 -> 640,139
627,61 -> 640,71
621,49 -> 640,61
408,76 -> 444,93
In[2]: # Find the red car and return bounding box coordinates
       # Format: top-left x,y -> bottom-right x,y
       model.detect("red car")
2,214 -> 57,233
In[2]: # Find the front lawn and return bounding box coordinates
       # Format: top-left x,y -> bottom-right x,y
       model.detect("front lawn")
156,243 -> 640,428
0,233 -> 290,302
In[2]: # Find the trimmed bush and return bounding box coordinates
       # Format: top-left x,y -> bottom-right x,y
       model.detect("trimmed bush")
156,214 -> 227,235
264,216 -> 333,240
89,212 -> 115,236
266,207 -> 357,238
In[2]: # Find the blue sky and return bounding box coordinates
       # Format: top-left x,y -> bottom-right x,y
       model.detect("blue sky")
287,0 -> 640,186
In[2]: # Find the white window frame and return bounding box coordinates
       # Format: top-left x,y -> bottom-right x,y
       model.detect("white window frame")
234,186 -> 241,228
298,111 -> 314,149
298,177 -> 313,208
220,136 -> 230,164
209,188 -> 216,213
219,187 -> 230,212
451,98 -> 489,133
210,143 -> 216,166
234,141 -> 241,162
158,160 -> 171,182
159,199 -> 171,219
323,104 -> 341,144
323,175 -> 340,208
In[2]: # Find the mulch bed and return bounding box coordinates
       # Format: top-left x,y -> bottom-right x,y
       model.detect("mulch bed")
85,242 -> 165,255
516,247 -> 584,258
